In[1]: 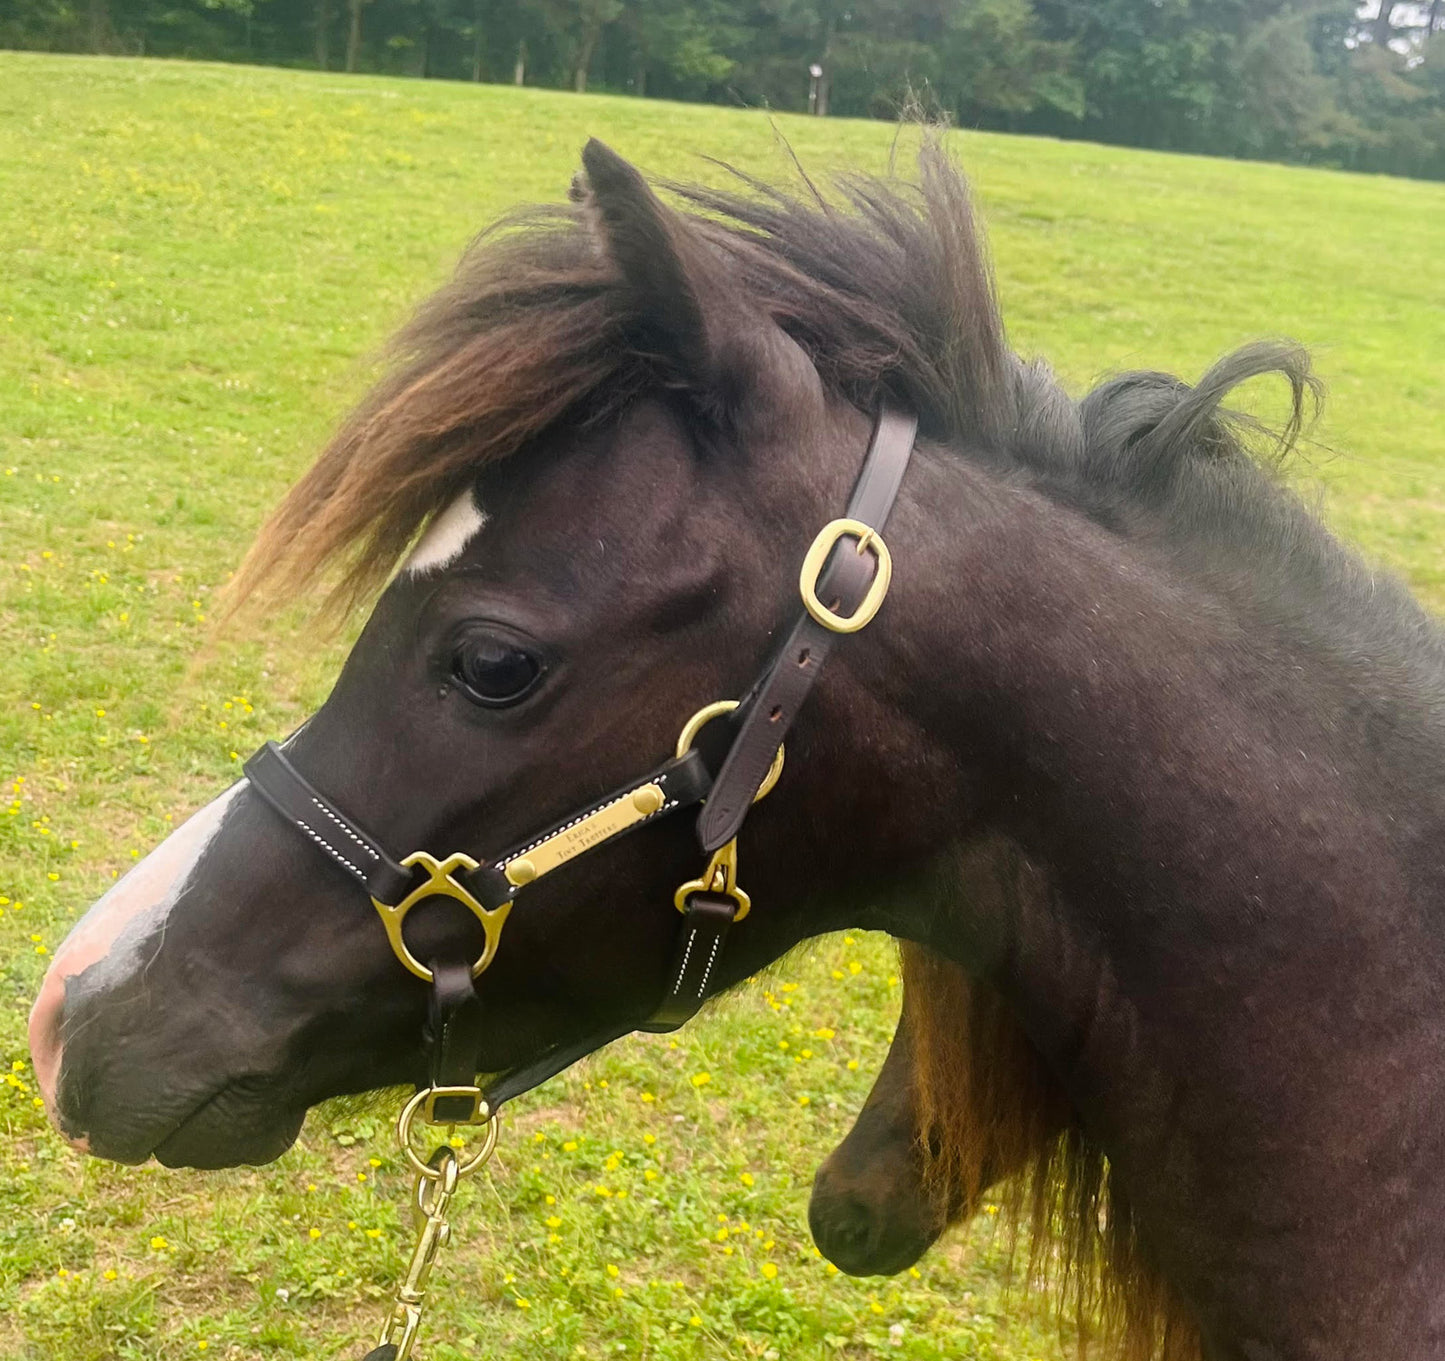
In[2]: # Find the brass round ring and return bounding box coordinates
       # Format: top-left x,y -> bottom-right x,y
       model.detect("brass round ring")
674,700 -> 785,802
396,1089 -> 500,1181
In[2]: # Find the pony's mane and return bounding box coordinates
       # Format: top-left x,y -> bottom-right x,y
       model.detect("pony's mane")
903,943 -> 1200,1361
230,137 -> 1443,689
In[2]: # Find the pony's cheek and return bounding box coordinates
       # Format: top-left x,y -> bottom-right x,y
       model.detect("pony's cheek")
28,781 -> 246,1125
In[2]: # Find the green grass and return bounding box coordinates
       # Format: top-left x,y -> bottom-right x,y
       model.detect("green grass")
1,50 -> 1442,1361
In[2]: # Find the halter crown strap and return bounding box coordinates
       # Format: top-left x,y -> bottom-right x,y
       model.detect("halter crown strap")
696,405 -> 918,852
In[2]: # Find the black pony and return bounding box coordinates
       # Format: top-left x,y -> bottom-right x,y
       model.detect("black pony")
32,138 -> 1445,1360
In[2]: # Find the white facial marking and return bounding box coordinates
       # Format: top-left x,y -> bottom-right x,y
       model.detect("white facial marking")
29,781 -> 247,1117
404,488 -> 486,576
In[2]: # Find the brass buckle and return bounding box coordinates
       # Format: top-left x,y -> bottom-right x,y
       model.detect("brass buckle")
673,839 -> 750,922
371,851 -> 513,983
799,517 -> 892,634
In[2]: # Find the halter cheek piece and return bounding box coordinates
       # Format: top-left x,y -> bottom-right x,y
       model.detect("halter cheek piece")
243,406 -> 918,1128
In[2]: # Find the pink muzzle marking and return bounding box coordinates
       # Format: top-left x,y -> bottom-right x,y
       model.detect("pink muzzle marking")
28,782 -> 246,1142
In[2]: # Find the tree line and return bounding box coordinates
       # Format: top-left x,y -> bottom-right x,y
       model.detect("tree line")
6,0 -> 1443,179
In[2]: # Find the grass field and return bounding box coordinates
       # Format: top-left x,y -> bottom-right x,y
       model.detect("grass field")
1,50 -> 1443,1361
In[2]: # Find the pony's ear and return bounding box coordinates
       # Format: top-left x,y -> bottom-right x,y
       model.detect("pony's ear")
577,138 -> 725,386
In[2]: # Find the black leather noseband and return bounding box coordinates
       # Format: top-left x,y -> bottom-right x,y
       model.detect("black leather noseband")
243,405 -> 919,1115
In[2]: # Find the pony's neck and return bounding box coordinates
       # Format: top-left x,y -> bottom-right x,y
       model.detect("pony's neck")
869,444 -> 1445,1359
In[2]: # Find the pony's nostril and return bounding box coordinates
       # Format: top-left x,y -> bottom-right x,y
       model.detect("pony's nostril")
810,1191 -> 880,1259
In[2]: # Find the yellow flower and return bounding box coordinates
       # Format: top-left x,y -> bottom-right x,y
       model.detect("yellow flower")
546,1216 -> 562,1229
103,1269 -> 118,1281
308,1227 -> 321,1240
366,1228 -> 382,1239
714,1228 -> 728,1242
846,1059 -> 859,1071
814,1027 -> 835,1040
690,1072 -> 711,1088
640,1092 -> 655,1103
545,1194 -> 556,1205
356,1172 -> 366,1182
831,969 -> 844,980
689,1315 -> 702,1327
644,1169 -> 658,1182
798,1095 -> 811,1106
642,1133 -> 656,1146
46,872 -> 58,882
368,1157 -> 381,1168
197,1344 -> 208,1352
825,1262 -> 839,1275
909,1267 -> 922,1279
514,1296 -> 531,1308
563,1140 -> 578,1152
848,961 -> 862,974
760,1262 -> 778,1280
739,1172 -> 754,1187
606,1264 -> 620,1277
533,1131 -> 546,1143
149,1236 -> 168,1251
869,1300 -> 885,1314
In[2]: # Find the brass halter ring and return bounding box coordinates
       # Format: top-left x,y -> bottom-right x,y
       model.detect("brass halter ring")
396,1088 -> 500,1181
370,851 -> 514,984
672,701 -> 784,923
674,700 -> 785,799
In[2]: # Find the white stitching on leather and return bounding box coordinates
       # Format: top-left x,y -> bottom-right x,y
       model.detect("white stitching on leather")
672,928 -> 697,995
296,818 -> 366,880
310,798 -> 380,861
695,936 -> 723,998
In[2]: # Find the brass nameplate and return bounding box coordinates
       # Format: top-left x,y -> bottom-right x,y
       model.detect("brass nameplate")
503,783 -> 665,887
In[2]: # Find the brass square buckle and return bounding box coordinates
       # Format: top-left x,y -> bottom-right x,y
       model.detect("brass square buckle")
799,517 -> 892,633
419,1085 -> 490,1126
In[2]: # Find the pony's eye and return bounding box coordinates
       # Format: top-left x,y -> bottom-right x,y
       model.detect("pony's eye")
450,634 -> 543,708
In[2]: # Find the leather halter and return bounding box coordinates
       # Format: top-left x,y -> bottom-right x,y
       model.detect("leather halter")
243,405 -> 918,1124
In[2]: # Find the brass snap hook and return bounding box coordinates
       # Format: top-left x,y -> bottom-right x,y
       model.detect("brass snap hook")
673,838 -> 750,921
